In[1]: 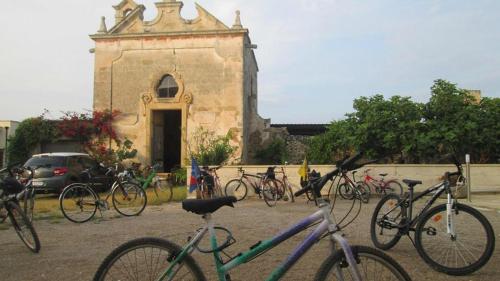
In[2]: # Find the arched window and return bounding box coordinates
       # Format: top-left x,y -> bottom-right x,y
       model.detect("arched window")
157,75 -> 179,98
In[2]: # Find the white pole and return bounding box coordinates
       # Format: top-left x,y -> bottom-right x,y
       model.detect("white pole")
465,154 -> 471,202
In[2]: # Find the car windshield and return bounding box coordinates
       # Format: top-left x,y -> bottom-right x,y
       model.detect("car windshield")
25,156 -> 66,168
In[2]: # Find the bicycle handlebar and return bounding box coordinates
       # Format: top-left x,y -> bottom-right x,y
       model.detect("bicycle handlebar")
294,152 -> 364,197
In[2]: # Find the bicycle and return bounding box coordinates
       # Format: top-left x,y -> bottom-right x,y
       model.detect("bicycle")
327,165 -> 371,204
0,166 -> 41,253
275,163 -> 295,203
198,166 -> 223,199
127,163 -> 173,203
59,164 -> 147,223
93,153 -> 412,281
370,154 -> 495,276
224,167 -> 284,207
359,169 -> 403,196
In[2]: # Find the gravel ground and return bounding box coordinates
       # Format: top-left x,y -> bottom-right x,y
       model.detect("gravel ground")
0,197 -> 498,281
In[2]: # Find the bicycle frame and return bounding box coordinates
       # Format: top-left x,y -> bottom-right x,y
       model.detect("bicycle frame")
385,181 -> 452,230
159,199 -> 362,281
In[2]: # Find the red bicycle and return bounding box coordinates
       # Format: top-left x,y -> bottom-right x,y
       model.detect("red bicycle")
359,169 -> 403,196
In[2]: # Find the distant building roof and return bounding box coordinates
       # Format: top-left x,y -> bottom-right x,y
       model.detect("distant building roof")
270,124 -> 328,136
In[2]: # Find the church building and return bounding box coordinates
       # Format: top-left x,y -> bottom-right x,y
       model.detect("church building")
91,0 -> 273,171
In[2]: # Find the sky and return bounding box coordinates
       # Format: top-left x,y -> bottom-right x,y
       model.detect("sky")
0,0 -> 499,124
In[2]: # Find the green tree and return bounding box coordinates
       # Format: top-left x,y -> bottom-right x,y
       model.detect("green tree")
254,138 -> 288,165
7,114 -> 59,164
349,95 -> 423,162
307,118 -> 356,164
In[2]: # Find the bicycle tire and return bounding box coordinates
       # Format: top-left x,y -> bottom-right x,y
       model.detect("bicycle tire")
59,183 -> 98,223
22,188 -> 35,222
385,180 -> 403,196
6,201 -> 41,253
314,245 -> 412,281
93,237 -> 207,281
415,203 -> 495,276
370,193 -> 404,250
112,181 -> 147,217
153,178 -> 173,203
199,180 -> 215,200
262,179 -> 282,207
356,182 -> 371,203
224,179 -> 248,201
284,181 -> 295,203
338,183 -> 354,200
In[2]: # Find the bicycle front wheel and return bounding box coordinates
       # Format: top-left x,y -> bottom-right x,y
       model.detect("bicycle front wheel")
385,180 -> 403,196
93,237 -> 207,281
224,179 -> 248,201
370,193 -> 404,250
112,182 -> 147,216
262,179 -> 283,207
153,178 -> 173,203
315,245 -> 411,281
415,203 -> 495,276
6,201 -> 41,253
59,183 -> 98,223
22,188 -> 35,222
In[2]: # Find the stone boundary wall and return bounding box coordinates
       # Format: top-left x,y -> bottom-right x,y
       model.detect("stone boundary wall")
187,164 -> 500,197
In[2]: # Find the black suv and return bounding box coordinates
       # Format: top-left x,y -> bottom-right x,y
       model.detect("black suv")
24,153 -> 113,194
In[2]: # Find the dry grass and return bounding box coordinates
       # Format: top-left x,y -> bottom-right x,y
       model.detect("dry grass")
30,186 -> 187,221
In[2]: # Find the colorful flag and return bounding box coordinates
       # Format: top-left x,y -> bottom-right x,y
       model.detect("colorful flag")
189,158 -> 201,193
298,157 -> 309,181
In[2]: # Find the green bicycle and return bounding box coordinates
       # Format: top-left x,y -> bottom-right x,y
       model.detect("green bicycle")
126,163 -> 173,203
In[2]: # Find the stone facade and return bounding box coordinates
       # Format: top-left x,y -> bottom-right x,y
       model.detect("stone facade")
91,0 -> 271,170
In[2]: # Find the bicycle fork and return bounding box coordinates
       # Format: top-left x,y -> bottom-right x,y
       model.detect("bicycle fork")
446,193 -> 456,238
321,202 -> 362,281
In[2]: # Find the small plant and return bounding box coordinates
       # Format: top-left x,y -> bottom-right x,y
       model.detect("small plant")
171,167 -> 187,185
254,138 -> 288,164
188,127 -> 237,165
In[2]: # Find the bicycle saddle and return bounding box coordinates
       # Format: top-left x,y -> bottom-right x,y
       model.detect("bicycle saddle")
182,196 -> 237,215
402,179 -> 422,187
379,173 -> 388,177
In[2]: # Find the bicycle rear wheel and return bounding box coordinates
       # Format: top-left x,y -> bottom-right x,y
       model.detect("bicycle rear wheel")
6,201 -> 41,253
59,183 -> 98,223
93,237 -> 207,281
370,194 -> 404,250
338,183 -> 354,200
415,203 -> 495,275
112,181 -> 147,216
315,245 -> 411,281
355,182 -> 371,203
224,179 -> 248,201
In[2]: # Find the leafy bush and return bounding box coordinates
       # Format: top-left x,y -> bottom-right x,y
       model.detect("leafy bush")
58,110 -> 137,165
7,112 -> 59,164
254,138 -> 288,164
188,127 -> 237,165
